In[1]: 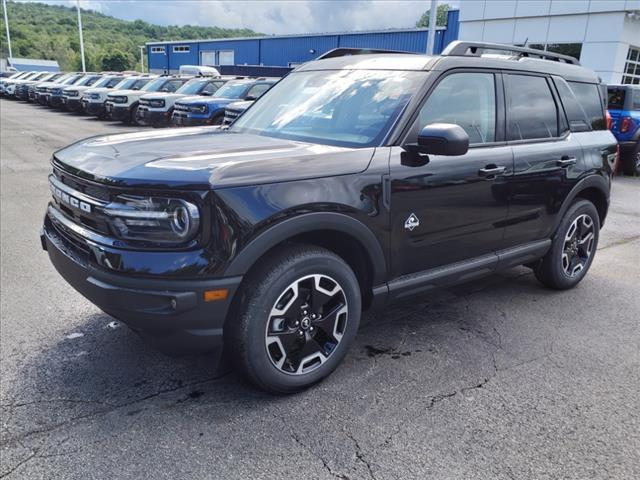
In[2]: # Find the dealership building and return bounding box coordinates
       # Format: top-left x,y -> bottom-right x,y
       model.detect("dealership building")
146,1 -> 639,85
457,0 -> 640,84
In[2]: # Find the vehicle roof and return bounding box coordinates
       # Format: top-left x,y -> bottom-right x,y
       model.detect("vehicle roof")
608,84 -> 639,90
297,52 -> 600,83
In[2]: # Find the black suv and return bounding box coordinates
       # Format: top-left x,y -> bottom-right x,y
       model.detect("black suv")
41,42 -> 616,393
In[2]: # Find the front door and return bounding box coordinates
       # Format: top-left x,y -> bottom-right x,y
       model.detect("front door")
389,71 -> 511,278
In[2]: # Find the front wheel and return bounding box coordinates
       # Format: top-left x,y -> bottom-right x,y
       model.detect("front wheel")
227,245 -> 361,394
535,199 -> 600,290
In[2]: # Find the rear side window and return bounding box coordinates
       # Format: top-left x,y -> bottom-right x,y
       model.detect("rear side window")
418,72 -> 496,144
632,89 -> 640,110
608,88 -> 626,110
506,74 -> 558,140
568,81 -> 606,130
555,78 -> 590,132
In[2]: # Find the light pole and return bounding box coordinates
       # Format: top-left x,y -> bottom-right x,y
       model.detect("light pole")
76,0 -> 86,72
426,0 -> 437,55
2,0 -> 12,59
138,45 -> 145,73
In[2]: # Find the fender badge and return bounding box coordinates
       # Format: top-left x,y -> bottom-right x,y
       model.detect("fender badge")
404,213 -> 420,231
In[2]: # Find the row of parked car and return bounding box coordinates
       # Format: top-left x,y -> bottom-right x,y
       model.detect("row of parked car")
0,66 -> 277,128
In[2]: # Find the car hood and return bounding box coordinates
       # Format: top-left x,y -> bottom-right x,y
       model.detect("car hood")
178,96 -> 237,106
142,92 -> 184,101
84,87 -> 111,94
108,89 -> 144,97
64,85 -> 91,92
53,129 -> 375,189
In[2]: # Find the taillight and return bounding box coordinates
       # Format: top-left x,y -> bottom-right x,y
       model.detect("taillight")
620,116 -> 631,133
606,110 -> 612,130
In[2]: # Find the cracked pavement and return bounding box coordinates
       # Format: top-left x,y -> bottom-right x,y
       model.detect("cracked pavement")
1,99 -> 639,479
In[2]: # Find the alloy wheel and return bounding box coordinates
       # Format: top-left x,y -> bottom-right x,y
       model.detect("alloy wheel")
562,213 -> 595,277
265,274 -> 348,375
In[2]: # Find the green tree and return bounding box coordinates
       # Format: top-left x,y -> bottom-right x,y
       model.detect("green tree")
101,51 -> 131,71
416,3 -> 451,27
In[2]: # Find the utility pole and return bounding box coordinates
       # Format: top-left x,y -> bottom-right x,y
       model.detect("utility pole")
2,0 -> 12,59
76,0 -> 86,72
426,0 -> 437,55
138,45 -> 145,73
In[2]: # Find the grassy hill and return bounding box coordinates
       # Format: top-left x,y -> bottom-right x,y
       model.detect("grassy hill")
0,1 -> 260,71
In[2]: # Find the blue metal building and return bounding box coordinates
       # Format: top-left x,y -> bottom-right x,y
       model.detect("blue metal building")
146,9 -> 460,74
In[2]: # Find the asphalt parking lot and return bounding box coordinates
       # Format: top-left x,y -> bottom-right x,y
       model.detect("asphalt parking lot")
1,98 -> 639,480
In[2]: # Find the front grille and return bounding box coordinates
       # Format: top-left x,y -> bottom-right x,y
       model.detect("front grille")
50,168 -> 113,237
223,108 -> 242,125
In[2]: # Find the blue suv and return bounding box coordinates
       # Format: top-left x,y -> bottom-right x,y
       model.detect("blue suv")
607,85 -> 640,176
172,78 -> 276,126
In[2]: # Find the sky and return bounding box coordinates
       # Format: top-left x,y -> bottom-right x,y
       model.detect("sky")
16,0 -> 456,35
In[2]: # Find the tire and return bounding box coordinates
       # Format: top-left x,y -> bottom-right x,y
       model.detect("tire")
209,112 -> 224,126
127,104 -> 139,125
622,141 -> 640,177
535,199 -> 600,290
227,244 -> 361,394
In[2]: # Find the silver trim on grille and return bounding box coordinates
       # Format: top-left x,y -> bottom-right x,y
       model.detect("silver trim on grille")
48,205 -> 119,247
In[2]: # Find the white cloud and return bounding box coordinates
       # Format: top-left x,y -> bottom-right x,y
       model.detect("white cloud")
16,0 -> 451,35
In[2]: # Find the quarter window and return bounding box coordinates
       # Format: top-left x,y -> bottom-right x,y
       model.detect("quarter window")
506,74 -> 558,140
568,81 -> 606,130
418,72 -> 496,144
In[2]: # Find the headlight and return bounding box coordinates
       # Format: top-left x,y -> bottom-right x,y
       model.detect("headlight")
66,90 -> 79,97
149,99 -> 165,108
190,105 -> 207,113
110,95 -> 128,104
103,195 -> 200,244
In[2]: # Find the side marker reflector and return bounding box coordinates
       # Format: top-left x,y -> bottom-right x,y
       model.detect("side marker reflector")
204,289 -> 229,302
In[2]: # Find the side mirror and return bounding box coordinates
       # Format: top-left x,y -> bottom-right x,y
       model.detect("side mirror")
244,95 -> 257,101
416,123 -> 469,156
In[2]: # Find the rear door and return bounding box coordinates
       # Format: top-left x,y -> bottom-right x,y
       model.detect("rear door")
501,72 -> 585,248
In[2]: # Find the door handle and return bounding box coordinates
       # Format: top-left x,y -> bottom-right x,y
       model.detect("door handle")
557,156 -> 577,167
478,165 -> 507,177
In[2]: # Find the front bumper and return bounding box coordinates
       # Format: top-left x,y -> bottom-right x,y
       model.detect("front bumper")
64,97 -> 82,112
172,111 -> 207,127
106,103 -> 131,121
41,213 -> 241,355
82,100 -> 105,116
49,96 -> 64,108
137,106 -> 171,126
37,93 -> 51,105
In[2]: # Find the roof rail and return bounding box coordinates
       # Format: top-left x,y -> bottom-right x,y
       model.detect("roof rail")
316,47 -> 415,60
441,41 -> 580,65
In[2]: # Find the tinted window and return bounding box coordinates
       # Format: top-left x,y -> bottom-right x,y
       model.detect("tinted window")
632,88 -> 640,110
608,88 -> 626,110
556,78 -> 590,132
506,74 -> 558,140
201,81 -> 222,95
418,72 -> 496,144
568,81 -> 605,130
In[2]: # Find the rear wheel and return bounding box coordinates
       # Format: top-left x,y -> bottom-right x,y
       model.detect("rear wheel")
622,141 -> 640,176
227,245 -> 361,394
535,199 -> 600,290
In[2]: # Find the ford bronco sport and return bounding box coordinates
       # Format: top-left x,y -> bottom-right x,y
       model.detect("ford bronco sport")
607,84 -> 640,176
41,42 -> 616,393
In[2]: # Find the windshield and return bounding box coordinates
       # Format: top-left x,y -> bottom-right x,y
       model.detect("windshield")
176,79 -> 208,95
76,76 -> 100,87
92,76 -> 121,88
141,78 -> 170,92
213,82 -> 249,99
232,69 -> 426,147
63,75 -> 83,85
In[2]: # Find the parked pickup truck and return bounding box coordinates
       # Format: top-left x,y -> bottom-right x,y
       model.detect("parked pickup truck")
42,42 -> 616,394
